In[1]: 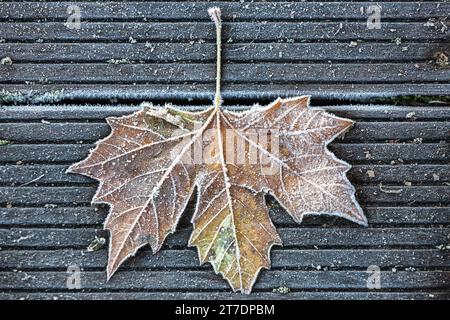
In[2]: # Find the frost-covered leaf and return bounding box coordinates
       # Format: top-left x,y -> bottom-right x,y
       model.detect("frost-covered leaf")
68,96 -> 366,293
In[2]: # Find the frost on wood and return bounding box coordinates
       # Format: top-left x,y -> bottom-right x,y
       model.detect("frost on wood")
67,96 -> 366,293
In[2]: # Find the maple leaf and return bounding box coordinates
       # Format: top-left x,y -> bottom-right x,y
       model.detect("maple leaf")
67,8 -> 367,293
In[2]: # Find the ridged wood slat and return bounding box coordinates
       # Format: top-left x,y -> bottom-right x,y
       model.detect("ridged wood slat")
1,270 -> 448,290
2,22 -> 447,41
3,63 -> 449,84
1,122 -> 447,142
1,104 -> 450,120
0,43 -> 447,63
1,164 -> 448,185
2,249 -> 448,269
2,185 -> 449,205
0,1 -> 449,300
1,291 -> 448,301
1,143 -> 447,163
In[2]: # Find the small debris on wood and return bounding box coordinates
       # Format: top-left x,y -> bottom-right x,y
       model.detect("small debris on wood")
348,41 -> 358,48
434,52 -> 449,68
366,170 -> 375,178
128,36 -> 137,44
87,236 -> 106,252
433,173 -> 440,181
21,273 -> 33,281
405,112 -> 416,119
404,181 -> 412,186
0,139 -> 10,145
5,202 -> 12,209
413,138 -> 423,144
0,57 -> 12,65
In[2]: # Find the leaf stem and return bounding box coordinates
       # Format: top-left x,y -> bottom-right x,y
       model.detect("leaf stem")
208,7 -> 222,111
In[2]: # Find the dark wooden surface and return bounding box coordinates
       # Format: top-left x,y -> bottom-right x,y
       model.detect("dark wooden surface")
0,103 -> 449,300
0,1 -> 449,300
0,1 -> 449,100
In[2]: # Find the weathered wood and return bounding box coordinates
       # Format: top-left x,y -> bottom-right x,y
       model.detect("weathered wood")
3,2 -> 447,21
2,63 -> 449,84
1,270 -> 448,290
1,43 -> 446,63
2,207 -> 448,227
2,186 -> 448,205
2,84 -> 450,102
1,143 -> 447,164
1,22 -> 447,42
2,227 -> 448,249
1,249 -> 448,270
1,291 -> 448,301
0,0 -> 448,300
1,122 -> 447,142
1,164 -> 448,186
2,104 -> 450,121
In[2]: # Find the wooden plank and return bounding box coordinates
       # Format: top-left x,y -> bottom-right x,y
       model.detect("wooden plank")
1,227 -> 448,248
2,186 -> 449,205
2,84 -> 450,102
0,0 -> 447,300
1,22 -> 447,42
2,207 -> 448,227
1,249 -> 448,269
1,104 -> 450,121
2,63 -> 449,84
1,43 -> 446,63
3,2 -> 448,21
0,270 -> 448,290
1,164 -> 449,186
1,122 -> 447,142
1,143 -> 447,164
329,143 -> 449,163
1,291 -> 448,301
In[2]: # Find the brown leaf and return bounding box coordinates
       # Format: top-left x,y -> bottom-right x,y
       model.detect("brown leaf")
68,96 -> 366,293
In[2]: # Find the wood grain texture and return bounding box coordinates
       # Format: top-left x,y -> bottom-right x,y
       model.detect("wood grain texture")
1,270 -> 448,290
2,2 -> 447,21
0,105 -> 449,299
0,1 -> 449,299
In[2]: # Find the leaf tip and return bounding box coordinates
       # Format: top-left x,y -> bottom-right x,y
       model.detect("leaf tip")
65,163 -> 78,174
208,7 -> 222,26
